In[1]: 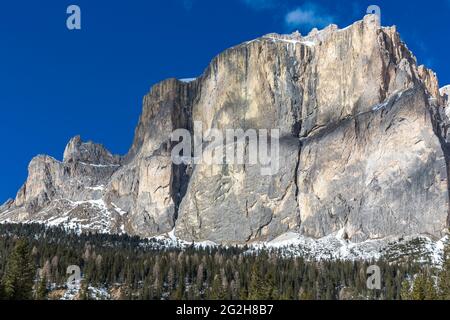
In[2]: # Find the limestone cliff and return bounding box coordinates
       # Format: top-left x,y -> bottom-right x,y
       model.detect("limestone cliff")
1,15 -> 449,244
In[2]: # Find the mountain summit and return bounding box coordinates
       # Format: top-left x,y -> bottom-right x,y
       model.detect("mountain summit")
1,15 -> 450,245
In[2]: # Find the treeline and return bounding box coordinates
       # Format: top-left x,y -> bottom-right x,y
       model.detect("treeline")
0,223 -> 448,300
400,249 -> 450,300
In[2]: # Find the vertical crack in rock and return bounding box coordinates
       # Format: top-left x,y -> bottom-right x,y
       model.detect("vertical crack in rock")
291,93 -> 303,230
294,141 -> 302,227
169,80 -> 197,225
170,119 -> 193,223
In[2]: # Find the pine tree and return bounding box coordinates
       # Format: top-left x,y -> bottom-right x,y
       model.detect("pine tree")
400,280 -> 412,300
0,223 -> 427,301
0,283 -> 5,300
209,274 -> 227,300
196,263 -> 204,289
248,261 -> 265,300
79,280 -> 89,300
35,275 -> 48,300
1,239 -> 36,300
141,275 -> 153,300
172,276 -> 185,300
261,268 -> 278,300
248,260 -> 277,300
298,287 -> 314,300
438,246 -> 450,300
410,273 -> 437,300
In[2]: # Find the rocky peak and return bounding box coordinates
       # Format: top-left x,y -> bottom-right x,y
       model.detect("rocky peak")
63,135 -> 121,166
126,78 -> 195,161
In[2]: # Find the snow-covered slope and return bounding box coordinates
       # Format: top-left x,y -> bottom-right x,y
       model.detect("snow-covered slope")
250,231 -> 449,265
154,229 -> 449,265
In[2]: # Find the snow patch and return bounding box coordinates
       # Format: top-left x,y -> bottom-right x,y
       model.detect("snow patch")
154,228 -> 218,249
439,85 -> 450,95
372,101 -> 388,111
43,198 -> 113,234
264,36 -> 315,47
300,40 -> 316,47
61,279 -> 81,300
249,232 -> 449,263
179,78 -> 197,83
86,185 -> 105,191
111,203 -> 127,216
79,162 -> 120,168
168,228 -> 177,241
371,90 -> 405,112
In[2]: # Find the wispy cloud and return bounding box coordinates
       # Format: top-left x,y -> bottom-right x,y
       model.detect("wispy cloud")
241,0 -> 276,10
285,3 -> 334,30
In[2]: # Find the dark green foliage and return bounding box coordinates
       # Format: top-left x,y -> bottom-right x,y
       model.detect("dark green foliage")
247,255 -> 278,300
438,247 -> 450,299
0,223 -> 441,300
400,244 -> 450,300
1,238 -> 36,300
35,275 -> 48,300
79,280 -> 89,300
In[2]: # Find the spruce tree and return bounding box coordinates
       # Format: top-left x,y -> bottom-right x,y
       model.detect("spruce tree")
410,273 -> 437,300
1,239 -> 36,300
248,261 -> 263,300
438,246 -> 450,300
0,283 -> 5,300
400,280 -> 412,300
210,274 -> 227,300
35,275 -> 48,300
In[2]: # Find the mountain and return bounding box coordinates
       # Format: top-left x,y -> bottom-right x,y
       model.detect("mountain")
1,15 -> 450,248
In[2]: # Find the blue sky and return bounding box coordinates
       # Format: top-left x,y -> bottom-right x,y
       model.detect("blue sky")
1,0 -> 450,201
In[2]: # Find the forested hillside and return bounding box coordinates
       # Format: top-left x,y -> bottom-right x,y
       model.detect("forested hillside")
0,223 -> 448,300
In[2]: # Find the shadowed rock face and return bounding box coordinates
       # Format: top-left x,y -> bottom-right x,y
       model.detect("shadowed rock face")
1,15 -> 449,244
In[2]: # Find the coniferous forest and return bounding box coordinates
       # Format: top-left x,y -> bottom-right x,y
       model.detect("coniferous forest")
0,223 -> 449,300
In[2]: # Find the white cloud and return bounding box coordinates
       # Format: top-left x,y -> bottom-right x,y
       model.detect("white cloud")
285,3 -> 334,30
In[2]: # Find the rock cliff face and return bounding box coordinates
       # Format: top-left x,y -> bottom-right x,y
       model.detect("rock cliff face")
1,15 -> 449,244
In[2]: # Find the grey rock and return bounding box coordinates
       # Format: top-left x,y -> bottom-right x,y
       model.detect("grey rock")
298,87 -> 449,242
63,135 -> 122,166
1,15 -> 449,244
175,15 -> 450,243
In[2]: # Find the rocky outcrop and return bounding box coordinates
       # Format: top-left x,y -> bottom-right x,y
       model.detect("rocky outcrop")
441,86 -> 450,116
1,15 -> 449,244
298,87 -> 448,242
0,138 -> 123,233
176,15 -> 450,243
63,135 -> 121,166
103,79 -> 195,236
